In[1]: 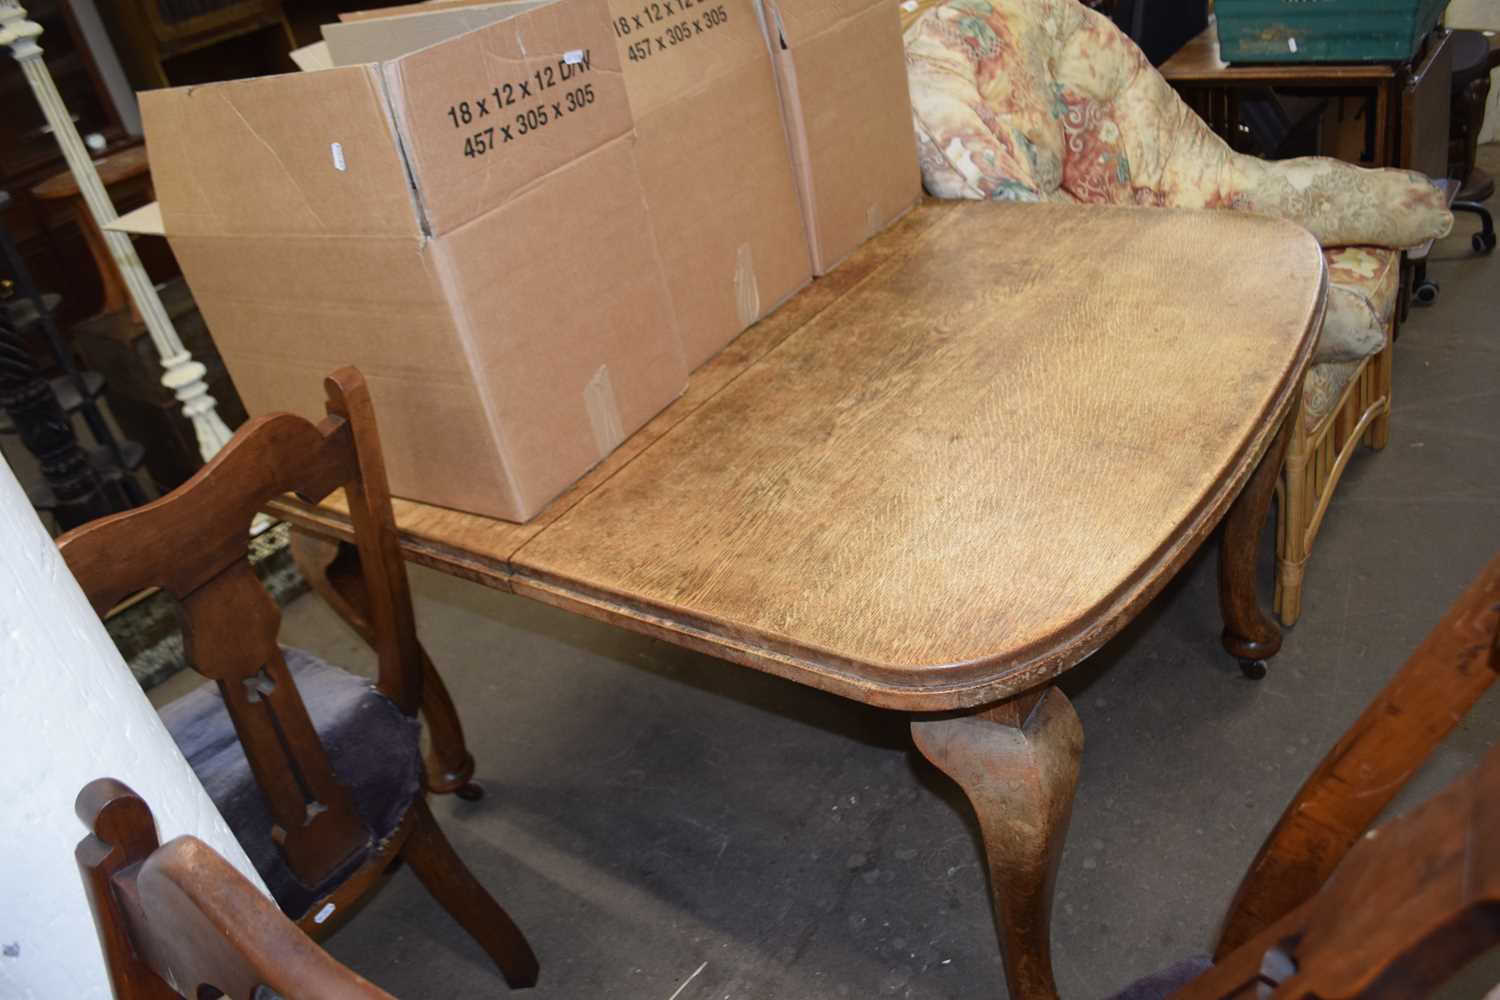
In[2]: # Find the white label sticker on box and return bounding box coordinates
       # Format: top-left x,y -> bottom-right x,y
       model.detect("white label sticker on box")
330,142 -> 346,171
564,49 -> 585,64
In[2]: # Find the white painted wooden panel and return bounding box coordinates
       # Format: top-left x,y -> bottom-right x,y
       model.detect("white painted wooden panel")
0,459 -> 267,999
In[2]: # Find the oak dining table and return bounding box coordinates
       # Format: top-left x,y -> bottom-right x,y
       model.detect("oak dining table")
271,199 -> 1327,1000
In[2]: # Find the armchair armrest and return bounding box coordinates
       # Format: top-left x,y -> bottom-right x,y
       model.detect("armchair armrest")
1208,156 -> 1455,249
902,0 -> 1454,249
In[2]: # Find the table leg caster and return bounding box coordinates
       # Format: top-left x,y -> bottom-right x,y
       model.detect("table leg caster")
1239,659 -> 1268,680
455,781 -> 485,801
1413,279 -> 1439,305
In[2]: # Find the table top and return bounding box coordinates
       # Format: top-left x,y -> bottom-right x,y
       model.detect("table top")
1160,23 -> 1398,84
32,144 -> 150,201
275,201 -> 1325,711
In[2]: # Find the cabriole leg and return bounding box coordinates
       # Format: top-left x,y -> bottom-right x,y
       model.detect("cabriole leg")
911,686 -> 1083,1000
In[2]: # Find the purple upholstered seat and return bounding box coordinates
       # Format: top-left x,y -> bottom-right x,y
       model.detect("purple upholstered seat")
1105,955 -> 1213,1000
159,646 -> 422,919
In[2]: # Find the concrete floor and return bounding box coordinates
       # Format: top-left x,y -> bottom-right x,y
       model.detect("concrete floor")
252,193 -> 1498,998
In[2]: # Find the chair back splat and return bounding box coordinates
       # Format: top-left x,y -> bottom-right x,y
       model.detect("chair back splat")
57,369 -> 417,889
1167,553 -> 1500,1000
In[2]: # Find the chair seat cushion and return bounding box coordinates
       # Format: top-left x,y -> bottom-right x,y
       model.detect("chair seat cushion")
159,646 -> 422,919
1320,246 -> 1399,364
1105,954 -> 1212,1000
1302,358 -> 1364,430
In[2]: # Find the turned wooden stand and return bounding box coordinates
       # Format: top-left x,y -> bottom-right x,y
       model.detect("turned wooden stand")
273,200 -> 1324,1000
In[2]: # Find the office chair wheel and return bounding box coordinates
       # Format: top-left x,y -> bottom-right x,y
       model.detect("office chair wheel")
1239,659 -> 1268,680
1474,231 -> 1496,254
455,780 -> 486,801
1414,279 -> 1440,305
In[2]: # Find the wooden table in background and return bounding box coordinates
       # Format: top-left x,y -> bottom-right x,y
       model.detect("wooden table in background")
274,200 -> 1326,1000
1160,21 -> 1453,172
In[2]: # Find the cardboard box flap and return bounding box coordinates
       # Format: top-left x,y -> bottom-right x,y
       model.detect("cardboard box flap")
105,201 -> 165,236
140,66 -> 424,240
341,0 -> 494,22
381,0 -> 632,237
612,0 -> 774,117
323,2 -> 549,65
762,0 -> 882,46
290,40 -> 334,70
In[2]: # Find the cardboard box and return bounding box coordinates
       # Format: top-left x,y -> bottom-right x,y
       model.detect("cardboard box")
135,0 -> 688,522
760,0 -> 922,273
609,0 -> 811,365
329,0 -> 811,368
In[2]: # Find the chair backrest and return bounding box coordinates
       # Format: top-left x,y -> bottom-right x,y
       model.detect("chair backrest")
1173,552 -> 1500,999
1174,738 -> 1500,999
75,778 -> 396,1000
57,368 -> 421,891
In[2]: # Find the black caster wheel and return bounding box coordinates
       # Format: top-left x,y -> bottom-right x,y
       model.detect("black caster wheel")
1473,231 -> 1496,254
1413,280 -> 1439,306
455,780 -> 485,801
1239,659 -> 1268,680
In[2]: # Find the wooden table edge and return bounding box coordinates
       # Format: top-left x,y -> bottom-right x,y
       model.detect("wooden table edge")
268,496 -> 519,593
1160,24 -> 1399,84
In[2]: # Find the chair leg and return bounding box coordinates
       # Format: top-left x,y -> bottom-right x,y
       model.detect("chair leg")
1454,201 -> 1497,254
289,530 -> 480,798
1367,339 -> 1393,452
402,799 -> 540,989
1277,558 -> 1308,628
417,647 -> 482,799
1276,435 -> 1311,629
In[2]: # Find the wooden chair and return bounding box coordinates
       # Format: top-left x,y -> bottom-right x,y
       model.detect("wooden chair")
77,777 -> 397,999
56,367 -> 538,989
1113,550 -> 1500,999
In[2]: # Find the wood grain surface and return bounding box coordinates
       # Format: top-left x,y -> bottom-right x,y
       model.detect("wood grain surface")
275,201 -> 1324,710
1159,24 -> 1397,83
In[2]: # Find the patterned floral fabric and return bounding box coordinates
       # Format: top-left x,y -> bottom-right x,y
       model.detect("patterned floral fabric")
903,0 -> 1453,248
1320,246 -> 1400,363
1302,359 -> 1363,430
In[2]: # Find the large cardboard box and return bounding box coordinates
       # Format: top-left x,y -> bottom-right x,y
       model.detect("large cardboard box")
136,0 -> 688,523
760,0 -> 922,273
328,0 -> 811,368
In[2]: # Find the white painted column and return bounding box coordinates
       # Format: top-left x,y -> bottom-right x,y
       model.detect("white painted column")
0,0 -> 233,462
0,460 -> 266,999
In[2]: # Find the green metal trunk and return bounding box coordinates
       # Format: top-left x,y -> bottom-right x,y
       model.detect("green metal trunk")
1214,0 -> 1451,63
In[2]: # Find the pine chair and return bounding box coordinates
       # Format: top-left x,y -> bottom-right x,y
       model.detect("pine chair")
56,367 -> 537,990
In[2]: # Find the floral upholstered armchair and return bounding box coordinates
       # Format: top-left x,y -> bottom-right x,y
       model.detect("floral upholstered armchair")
902,0 -> 1453,625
